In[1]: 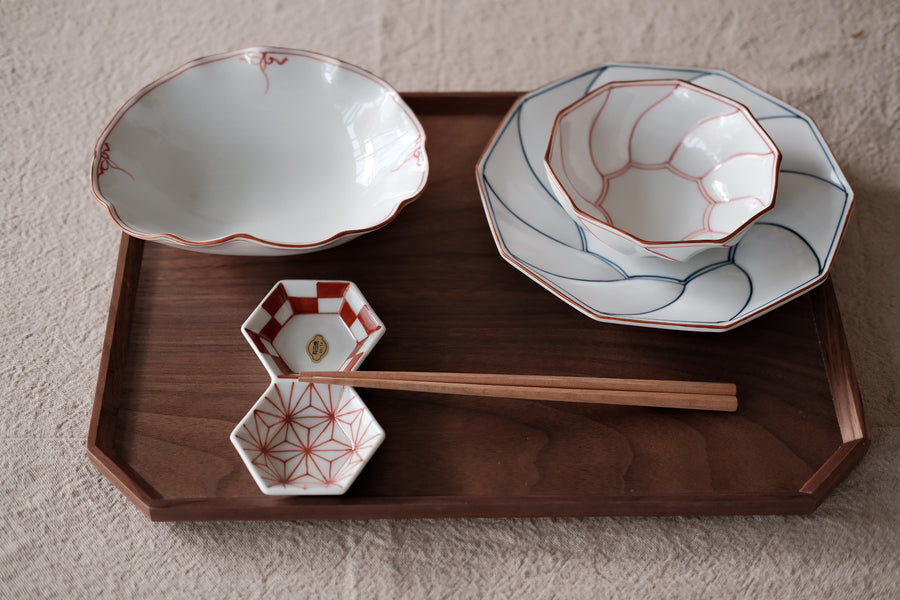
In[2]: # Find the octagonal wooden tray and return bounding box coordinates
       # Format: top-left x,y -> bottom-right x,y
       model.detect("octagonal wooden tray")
87,93 -> 868,521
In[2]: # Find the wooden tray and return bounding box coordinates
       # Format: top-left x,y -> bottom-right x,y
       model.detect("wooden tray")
87,93 -> 869,521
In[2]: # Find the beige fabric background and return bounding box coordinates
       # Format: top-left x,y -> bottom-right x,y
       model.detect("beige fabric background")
2,0 -> 898,597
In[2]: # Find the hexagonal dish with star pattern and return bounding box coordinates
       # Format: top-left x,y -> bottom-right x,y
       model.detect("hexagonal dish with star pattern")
230,379 -> 385,495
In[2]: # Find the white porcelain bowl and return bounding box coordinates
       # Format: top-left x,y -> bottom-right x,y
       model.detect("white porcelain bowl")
91,47 -> 428,255
544,79 -> 780,262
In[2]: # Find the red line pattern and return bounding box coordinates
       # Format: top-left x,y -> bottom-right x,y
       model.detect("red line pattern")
392,135 -> 426,172
554,80 -> 778,245
234,381 -> 383,490
240,50 -> 288,94
96,143 -> 133,180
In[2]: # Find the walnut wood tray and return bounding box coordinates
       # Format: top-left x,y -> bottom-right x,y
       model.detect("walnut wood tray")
87,93 -> 869,521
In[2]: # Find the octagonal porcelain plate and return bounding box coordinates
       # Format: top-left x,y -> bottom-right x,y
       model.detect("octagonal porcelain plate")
476,64 -> 854,331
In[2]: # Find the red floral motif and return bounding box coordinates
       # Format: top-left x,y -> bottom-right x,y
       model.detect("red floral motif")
240,50 -> 288,94
235,381 -> 382,490
392,135 -> 425,172
96,143 -> 133,179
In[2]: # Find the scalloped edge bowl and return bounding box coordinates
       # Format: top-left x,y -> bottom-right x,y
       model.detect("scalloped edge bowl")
91,47 -> 428,255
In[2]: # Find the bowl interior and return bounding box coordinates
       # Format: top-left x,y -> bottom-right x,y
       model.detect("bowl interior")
243,280 -> 384,378
93,49 -> 427,246
547,79 -> 779,244
230,379 -> 384,495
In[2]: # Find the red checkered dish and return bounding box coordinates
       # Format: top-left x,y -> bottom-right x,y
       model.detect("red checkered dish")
242,280 -> 385,378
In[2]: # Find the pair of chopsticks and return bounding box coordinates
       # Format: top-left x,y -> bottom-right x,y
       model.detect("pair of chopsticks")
297,371 -> 738,412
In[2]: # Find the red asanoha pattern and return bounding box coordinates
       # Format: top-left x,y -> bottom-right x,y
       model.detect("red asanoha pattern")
234,381 -> 383,490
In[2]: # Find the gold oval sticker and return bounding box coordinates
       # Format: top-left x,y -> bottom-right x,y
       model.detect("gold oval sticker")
306,334 -> 329,363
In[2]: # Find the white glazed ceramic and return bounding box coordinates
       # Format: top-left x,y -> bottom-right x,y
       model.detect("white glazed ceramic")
230,379 -> 384,495
544,79 -> 780,262
476,64 -> 854,331
91,47 -> 428,255
236,279 -> 386,495
242,280 -> 385,379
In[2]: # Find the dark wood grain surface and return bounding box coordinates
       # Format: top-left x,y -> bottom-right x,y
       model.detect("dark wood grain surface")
87,93 -> 867,520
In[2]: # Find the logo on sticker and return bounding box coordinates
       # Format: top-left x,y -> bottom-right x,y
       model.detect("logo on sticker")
306,334 -> 329,363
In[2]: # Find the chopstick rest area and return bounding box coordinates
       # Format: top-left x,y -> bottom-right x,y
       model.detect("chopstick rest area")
232,279 -> 737,497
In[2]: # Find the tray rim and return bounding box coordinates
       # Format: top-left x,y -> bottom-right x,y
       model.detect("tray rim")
86,92 -> 869,521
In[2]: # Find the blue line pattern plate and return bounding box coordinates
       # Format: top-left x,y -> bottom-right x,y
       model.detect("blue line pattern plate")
476,64 -> 854,331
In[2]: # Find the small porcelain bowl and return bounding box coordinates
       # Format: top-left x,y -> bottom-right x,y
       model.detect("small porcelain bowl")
544,79 -> 781,262
230,379 -> 385,495
91,47 -> 428,255
242,280 -> 385,379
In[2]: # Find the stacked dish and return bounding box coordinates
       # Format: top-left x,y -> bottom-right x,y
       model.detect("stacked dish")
231,280 -> 386,495
544,79 -> 781,262
476,64 -> 854,332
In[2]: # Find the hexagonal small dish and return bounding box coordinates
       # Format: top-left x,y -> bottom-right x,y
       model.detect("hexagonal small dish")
241,280 -> 385,378
544,79 -> 781,262
230,379 -> 385,495
236,279 -> 385,495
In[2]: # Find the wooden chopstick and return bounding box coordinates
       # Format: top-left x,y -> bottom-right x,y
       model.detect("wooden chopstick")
297,371 -> 738,412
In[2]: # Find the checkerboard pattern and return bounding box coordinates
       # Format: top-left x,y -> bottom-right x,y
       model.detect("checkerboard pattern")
243,281 -> 383,376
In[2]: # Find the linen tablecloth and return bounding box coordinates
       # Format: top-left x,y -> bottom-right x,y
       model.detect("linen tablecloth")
2,0 -> 897,597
